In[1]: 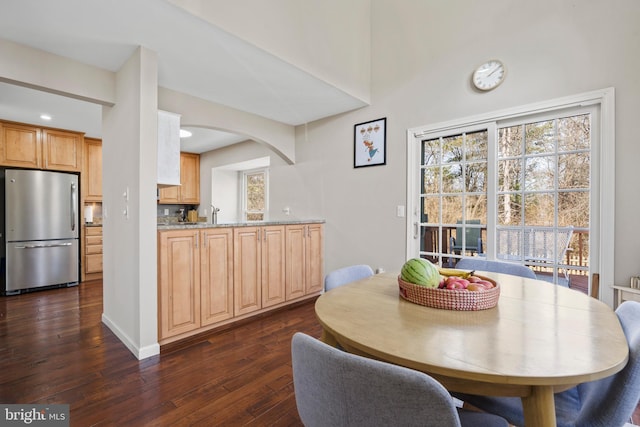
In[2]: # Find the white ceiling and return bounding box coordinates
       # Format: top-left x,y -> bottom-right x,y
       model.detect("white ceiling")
0,0 -> 365,153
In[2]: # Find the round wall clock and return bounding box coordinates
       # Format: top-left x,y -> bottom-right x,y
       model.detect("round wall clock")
472,59 -> 506,91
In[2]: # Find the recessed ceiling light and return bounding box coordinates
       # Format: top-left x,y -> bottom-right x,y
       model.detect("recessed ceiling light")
180,129 -> 192,138
40,114 -> 52,121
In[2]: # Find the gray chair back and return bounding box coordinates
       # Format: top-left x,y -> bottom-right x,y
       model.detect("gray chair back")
567,300 -> 640,425
453,301 -> 640,427
291,332 -> 508,427
324,264 -> 374,291
455,258 -> 537,279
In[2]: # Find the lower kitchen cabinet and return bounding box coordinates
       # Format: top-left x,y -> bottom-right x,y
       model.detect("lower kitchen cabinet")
158,230 -> 201,340
158,222 -> 323,344
201,228 -> 234,326
285,223 -> 324,299
83,226 -> 103,281
233,225 -> 286,315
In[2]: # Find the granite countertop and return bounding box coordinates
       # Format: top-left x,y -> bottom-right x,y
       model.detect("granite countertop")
84,223 -> 103,227
157,219 -> 325,230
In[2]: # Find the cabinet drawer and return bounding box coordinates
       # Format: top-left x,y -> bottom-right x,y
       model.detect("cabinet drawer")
85,226 -> 102,236
86,253 -> 103,274
86,235 -> 102,246
86,244 -> 102,255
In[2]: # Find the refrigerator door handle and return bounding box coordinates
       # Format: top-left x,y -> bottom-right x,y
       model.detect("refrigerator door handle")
15,242 -> 74,249
71,182 -> 77,232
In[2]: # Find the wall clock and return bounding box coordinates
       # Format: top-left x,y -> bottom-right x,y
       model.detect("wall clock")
472,59 -> 506,91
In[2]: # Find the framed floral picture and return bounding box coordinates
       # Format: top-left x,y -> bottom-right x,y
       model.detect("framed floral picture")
354,117 -> 386,168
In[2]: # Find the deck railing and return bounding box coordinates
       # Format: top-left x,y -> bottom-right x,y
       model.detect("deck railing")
422,226 -> 590,276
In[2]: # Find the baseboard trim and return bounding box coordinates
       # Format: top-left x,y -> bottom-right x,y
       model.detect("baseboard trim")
101,313 -> 160,360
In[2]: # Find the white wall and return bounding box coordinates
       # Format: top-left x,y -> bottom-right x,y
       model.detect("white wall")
216,0 -> 640,298
101,47 -> 159,359
168,0 -> 371,104
211,169 -> 239,223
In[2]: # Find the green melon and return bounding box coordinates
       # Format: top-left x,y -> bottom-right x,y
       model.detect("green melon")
401,258 -> 441,288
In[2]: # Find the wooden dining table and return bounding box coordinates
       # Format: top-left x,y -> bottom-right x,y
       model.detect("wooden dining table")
315,271 -> 629,427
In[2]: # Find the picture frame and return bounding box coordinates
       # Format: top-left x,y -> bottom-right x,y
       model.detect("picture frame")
354,117 -> 386,168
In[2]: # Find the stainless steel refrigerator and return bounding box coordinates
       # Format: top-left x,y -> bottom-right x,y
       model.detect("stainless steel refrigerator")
1,169 -> 79,295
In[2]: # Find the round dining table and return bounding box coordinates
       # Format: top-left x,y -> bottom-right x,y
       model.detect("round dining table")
315,271 -> 629,427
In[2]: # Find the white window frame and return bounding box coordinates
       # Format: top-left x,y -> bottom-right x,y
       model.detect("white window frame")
406,88 -> 615,306
241,168 -> 269,222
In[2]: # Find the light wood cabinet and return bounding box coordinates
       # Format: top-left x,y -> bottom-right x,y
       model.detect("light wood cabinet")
179,152 -> 200,204
0,121 -> 83,171
0,122 -> 41,168
233,227 -> 262,315
261,226 -> 286,308
158,152 -> 200,204
159,222 -> 323,345
158,230 -> 201,339
201,228 -> 234,326
233,225 -> 286,315
285,223 -> 324,299
83,138 -> 102,202
42,128 -> 83,171
82,226 -> 103,281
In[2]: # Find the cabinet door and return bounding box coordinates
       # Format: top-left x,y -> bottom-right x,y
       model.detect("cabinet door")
42,129 -> 83,171
158,185 -> 180,204
158,230 -> 201,339
285,224 -> 307,300
83,138 -> 102,202
180,152 -> 200,204
262,226 -> 286,308
0,122 -> 42,168
201,228 -> 234,326
306,223 -> 324,294
233,227 -> 261,315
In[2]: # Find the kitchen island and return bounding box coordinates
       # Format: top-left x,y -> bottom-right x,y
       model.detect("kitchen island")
157,220 -> 324,345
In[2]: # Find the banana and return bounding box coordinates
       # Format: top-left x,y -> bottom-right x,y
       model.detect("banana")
438,267 -> 474,278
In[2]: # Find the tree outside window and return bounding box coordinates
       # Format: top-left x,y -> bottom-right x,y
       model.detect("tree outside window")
244,169 -> 268,221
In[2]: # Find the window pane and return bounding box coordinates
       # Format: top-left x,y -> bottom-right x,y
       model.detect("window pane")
422,139 -> 440,166
247,213 -> 264,221
525,155 -> 555,191
524,192 -> 555,226
558,152 -> 590,189
558,191 -> 589,227
558,114 -> 590,151
442,195 -> 462,224
498,125 -> 522,158
442,135 -> 463,163
246,172 -> 264,211
422,166 -> 440,194
442,164 -> 463,193
422,196 -> 440,223
497,193 -> 522,225
525,120 -> 555,155
465,131 -> 488,161
465,195 -> 486,223
498,158 -> 522,191
465,161 -> 487,192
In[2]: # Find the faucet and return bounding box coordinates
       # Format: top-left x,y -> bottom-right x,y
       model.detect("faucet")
210,204 -> 220,224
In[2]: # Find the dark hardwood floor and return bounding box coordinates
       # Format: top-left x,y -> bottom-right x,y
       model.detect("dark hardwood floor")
1,280 -> 638,426
0,281 -> 320,426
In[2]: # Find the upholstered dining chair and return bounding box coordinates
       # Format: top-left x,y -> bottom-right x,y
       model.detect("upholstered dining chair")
324,264 -> 374,292
452,300 -> 640,427
291,332 -> 509,427
455,258 -> 537,279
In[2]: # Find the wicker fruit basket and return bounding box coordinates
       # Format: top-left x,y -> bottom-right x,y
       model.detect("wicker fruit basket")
398,275 -> 500,311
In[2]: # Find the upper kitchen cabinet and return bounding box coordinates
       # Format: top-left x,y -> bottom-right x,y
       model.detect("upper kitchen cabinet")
0,120 -> 83,172
83,138 -> 102,202
158,152 -> 200,204
157,110 -> 181,187
179,152 -> 200,204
